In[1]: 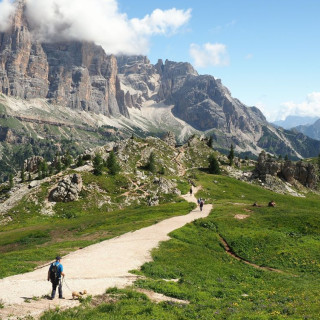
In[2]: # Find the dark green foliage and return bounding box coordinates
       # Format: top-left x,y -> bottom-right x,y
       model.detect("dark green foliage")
82,154 -> 91,161
318,153 -> 320,173
9,174 -> 13,189
76,156 -> 84,167
207,135 -> 213,148
208,153 -> 220,174
21,166 -> 25,183
159,166 -> 166,175
93,153 -> 104,176
106,151 -> 120,175
228,144 -> 234,166
285,154 -> 289,161
62,151 -> 73,169
55,159 -> 62,173
28,172 -> 31,181
146,152 -> 156,173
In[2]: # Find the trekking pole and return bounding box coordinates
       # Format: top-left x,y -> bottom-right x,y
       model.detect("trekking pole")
62,277 -> 73,292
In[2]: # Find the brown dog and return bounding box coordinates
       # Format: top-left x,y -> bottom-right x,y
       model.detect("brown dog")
72,290 -> 87,299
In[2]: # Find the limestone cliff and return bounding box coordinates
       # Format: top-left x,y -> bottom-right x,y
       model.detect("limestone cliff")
0,0 -> 129,117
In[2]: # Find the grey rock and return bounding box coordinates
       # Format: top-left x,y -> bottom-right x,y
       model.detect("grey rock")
50,174 -> 83,202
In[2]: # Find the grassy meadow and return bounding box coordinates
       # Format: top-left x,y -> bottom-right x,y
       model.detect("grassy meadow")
40,171 -> 320,320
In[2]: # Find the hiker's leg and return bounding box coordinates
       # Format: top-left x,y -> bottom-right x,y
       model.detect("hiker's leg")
51,282 -> 57,299
58,279 -> 63,298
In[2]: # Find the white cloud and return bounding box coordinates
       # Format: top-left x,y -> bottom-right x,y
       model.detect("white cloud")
276,92 -> 320,120
0,0 -> 15,32
245,53 -> 253,60
1,0 -> 191,55
189,43 -> 229,68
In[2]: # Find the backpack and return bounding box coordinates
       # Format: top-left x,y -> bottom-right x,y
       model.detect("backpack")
50,262 -> 59,283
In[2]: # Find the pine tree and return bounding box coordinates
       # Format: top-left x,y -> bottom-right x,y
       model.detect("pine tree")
55,158 -> 62,173
208,154 -> 220,174
284,154 -> 289,161
146,152 -> 156,173
9,174 -> 14,189
28,172 -> 32,181
106,151 -> 120,175
228,144 -> 235,166
207,136 -> 213,148
76,156 -> 84,167
21,166 -> 25,183
93,153 -> 104,176
62,151 -> 73,168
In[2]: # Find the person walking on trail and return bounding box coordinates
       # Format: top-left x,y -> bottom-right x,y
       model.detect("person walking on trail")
189,186 -> 193,196
48,256 -> 65,300
199,199 -> 204,212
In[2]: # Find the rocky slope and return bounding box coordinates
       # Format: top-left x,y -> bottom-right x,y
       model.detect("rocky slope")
0,0 -> 320,163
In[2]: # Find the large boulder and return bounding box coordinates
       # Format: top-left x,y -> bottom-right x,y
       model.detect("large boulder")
50,174 -> 83,202
24,156 -> 44,172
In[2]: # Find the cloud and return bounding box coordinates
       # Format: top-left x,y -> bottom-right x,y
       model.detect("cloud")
189,43 -> 229,68
245,53 -> 253,60
1,0 -> 191,55
0,0 -> 15,32
275,92 -> 320,121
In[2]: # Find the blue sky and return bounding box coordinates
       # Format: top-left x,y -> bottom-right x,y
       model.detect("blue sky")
118,0 -> 320,121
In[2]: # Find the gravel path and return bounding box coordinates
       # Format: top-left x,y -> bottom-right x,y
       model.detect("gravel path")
0,189 -> 212,319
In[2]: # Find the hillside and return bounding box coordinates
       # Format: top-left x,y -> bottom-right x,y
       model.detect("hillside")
0,136 -> 319,319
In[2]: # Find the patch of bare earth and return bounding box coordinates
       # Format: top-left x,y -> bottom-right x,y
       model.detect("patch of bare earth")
234,214 -> 250,220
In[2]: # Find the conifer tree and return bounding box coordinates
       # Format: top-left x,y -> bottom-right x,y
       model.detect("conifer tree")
106,151 -> 120,175
284,154 -> 289,161
9,174 -> 13,189
21,166 -> 25,183
93,153 -> 104,176
208,154 -> 220,174
146,152 -> 156,173
228,144 -> 234,166
207,136 -> 213,148
62,151 -> 73,168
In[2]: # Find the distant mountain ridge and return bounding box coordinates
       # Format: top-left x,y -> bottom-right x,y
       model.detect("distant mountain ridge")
0,0 -> 320,160
293,119 -> 320,141
272,116 -> 319,129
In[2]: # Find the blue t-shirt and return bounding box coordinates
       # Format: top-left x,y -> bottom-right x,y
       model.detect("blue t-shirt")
50,261 -> 63,278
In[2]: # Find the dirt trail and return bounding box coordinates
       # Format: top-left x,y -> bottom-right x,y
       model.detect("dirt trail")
0,187 -> 211,319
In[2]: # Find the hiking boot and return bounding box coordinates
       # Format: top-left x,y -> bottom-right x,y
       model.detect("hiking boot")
59,297 -> 65,299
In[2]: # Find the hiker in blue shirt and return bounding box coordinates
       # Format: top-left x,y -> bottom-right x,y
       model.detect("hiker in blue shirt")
47,256 -> 65,300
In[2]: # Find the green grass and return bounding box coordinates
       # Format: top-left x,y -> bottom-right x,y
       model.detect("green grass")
40,170 -> 320,319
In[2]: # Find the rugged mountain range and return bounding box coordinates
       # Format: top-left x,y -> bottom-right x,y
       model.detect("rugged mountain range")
0,0 -> 320,163
293,119 -> 320,141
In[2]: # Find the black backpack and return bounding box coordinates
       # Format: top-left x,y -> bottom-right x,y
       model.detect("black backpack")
50,263 -> 59,283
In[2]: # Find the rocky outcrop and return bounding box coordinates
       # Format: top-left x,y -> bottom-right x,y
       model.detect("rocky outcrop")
24,156 -> 44,172
49,174 -> 83,202
162,131 -> 176,148
0,1 -> 130,117
254,151 -> 318,188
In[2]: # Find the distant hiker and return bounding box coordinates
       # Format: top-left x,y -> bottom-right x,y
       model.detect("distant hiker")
189,186 -> 193,196
197,198 -> 201,205
200,199 -> 204,211
268,200 -> 276,207
48,256 -> 65,300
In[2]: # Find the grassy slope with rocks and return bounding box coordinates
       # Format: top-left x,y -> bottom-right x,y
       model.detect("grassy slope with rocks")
1,136 -> 320,319
40,168 -> 320,319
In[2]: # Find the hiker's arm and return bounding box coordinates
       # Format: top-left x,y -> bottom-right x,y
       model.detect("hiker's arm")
47,270 -> 50,281
61,271 -> 65,277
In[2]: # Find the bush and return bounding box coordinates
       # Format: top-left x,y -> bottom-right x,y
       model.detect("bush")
106,151 -> 120,176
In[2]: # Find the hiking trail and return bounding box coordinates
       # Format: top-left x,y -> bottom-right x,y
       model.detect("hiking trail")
0,188 -> 211,319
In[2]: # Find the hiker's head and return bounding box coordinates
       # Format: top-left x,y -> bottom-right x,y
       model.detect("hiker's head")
56,256 -> 61,261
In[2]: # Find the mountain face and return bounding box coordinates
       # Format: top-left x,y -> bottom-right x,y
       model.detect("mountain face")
0,0 -> 129,117
0,0 -> 320,161
272,116 -> 319,129
293,119 -> 320,141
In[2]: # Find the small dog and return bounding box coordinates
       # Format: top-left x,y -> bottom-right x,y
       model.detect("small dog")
72,290 -> 87,299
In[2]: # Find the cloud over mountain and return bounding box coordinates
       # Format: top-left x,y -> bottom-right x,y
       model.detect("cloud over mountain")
189,42 -> 229,68
0,0 -> 191,55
